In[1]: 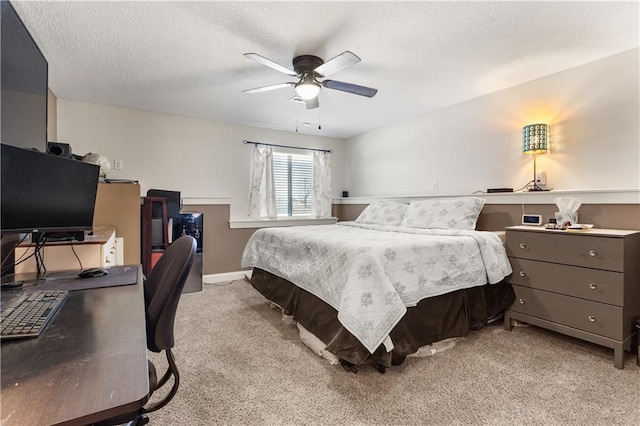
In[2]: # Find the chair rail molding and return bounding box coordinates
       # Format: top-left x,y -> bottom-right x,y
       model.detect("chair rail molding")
334,188 -> 640,205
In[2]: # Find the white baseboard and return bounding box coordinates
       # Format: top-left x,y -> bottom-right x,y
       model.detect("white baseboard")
203,270 -> 252,284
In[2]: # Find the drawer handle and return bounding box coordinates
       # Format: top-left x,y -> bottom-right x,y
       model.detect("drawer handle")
519,298 -> 526,305
588,315 -> 596,322
519,243 -> 527,249
589,250 -> 597,257
519,271 -> 526,277
589,283 -> 597,290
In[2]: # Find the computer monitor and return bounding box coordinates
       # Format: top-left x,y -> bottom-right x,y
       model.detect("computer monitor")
1,1 -> 48,152
1,143 -> 100,237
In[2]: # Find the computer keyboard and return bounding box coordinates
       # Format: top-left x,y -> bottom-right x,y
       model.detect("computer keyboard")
1,290 -> 68,340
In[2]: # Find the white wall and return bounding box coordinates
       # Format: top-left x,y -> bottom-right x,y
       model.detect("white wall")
55,101 -> 345,220
344,48 -> 640,197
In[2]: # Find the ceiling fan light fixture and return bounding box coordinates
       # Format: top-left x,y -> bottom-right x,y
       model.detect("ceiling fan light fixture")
294,74 -> 321,99
244,51 -> 378,102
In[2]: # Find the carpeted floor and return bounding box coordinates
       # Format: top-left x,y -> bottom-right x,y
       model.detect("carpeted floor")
148,279 -> 640,425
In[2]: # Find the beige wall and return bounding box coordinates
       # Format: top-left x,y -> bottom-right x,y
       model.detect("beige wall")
345,48 -> 640,197
194,201 -> 640,276
55,101 -> 346,222
47,88 -> 57,141
335,202 -> 640,231
477,204 -> 640,231
182,204 -> 255,275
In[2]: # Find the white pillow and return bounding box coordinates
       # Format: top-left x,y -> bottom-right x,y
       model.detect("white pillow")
355,201 -> 409,226
400,197 -> 485,230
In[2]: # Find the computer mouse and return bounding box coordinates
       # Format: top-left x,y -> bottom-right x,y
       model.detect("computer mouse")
78,268 -> 109,278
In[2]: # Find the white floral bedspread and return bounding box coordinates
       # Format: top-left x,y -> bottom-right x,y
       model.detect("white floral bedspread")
241,222 -> 512,353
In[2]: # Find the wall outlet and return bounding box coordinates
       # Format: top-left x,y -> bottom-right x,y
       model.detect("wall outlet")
114,160 -> 123,170
535,171 -> 547,186
432,180 -> 439,190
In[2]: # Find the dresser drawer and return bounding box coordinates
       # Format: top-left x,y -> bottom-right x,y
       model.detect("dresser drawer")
509,286 -> 623,340
101,231 -> 118,267
506,231 -> 625,271
507,258 -> 624,306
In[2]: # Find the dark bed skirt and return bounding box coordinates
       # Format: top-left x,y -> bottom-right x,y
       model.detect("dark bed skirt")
250,268 -> 515,367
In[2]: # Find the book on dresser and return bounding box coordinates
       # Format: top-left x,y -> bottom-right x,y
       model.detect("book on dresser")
502,225 -> 640,369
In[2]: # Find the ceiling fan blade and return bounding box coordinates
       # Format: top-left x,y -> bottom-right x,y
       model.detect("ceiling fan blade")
314,51 -> 360,78
244,53 -> 297,76
243,82 -> 294,94
322,80 -> 378,98
305,97 -> 319,110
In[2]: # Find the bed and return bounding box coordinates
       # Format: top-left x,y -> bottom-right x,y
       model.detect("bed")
241,198 -> 515,369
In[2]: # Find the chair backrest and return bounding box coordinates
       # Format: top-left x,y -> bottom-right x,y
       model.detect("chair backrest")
144,235 -> 196,353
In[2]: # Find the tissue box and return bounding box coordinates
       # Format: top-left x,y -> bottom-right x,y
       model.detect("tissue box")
555,212 -> 578,226
554,197 -> 581,227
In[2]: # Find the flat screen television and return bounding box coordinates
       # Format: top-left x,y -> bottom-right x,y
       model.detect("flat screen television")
1,143 -> 100,236
1,0 -> 48,152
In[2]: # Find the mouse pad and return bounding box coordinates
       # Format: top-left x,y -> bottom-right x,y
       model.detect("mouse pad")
32,265 -> 139,291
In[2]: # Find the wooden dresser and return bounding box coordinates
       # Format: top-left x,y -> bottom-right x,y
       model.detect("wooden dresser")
503,226 -> 640,369
93,182 -> 141,265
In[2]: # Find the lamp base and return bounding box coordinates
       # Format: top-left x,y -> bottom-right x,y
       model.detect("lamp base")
527,185 -> 550,192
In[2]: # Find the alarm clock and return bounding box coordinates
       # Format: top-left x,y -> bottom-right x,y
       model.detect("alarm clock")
522,214 -> 543,226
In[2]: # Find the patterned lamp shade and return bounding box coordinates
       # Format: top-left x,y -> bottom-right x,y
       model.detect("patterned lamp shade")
522,123 -> 548,154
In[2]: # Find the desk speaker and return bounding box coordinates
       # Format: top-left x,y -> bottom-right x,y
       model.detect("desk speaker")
47,142 -> 73,158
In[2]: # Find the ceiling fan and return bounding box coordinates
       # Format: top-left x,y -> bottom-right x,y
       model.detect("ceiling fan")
242,51 -> 378,109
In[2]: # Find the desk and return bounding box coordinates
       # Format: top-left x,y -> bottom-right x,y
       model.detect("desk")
1,267 -> 149,425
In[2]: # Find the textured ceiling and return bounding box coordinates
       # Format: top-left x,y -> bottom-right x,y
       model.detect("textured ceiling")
12,1 -> 640,139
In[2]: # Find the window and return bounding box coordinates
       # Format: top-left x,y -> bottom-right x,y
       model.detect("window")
273,152 -> 313,217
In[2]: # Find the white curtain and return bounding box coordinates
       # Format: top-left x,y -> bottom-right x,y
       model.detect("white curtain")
247,145 -> 277,219
312,151 -> 332,218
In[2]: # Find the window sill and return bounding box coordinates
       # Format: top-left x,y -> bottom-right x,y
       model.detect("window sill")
229,217 -> 338,229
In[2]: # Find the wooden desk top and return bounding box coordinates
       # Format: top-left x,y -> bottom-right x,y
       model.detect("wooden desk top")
1,267 -> 149,425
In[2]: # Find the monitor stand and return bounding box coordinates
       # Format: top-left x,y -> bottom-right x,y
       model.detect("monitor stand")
32,231 -> 85,242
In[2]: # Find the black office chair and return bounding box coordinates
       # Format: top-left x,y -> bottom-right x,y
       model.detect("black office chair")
98,235 -> 196,426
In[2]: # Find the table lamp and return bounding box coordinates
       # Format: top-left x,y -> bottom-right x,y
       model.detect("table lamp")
522,123 -> 548,191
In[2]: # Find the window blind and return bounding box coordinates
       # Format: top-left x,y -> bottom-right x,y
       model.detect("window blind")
273,152 -> 313,217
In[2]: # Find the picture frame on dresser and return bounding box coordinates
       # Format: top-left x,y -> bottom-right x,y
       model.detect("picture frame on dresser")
503,225 -> 640,369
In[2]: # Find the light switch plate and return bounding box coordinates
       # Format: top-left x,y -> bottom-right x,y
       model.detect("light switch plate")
535,171 -> 547,186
